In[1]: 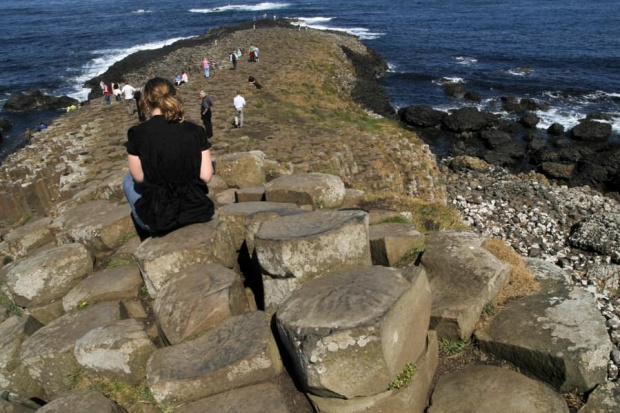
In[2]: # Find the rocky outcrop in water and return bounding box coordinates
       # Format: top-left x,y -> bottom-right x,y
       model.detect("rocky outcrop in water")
3,91 -> 78,112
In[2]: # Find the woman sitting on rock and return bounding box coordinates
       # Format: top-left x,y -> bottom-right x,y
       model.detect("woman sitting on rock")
123,77 -> 215,239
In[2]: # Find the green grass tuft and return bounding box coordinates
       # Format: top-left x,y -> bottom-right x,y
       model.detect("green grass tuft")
388,362 -> 417,390
439,339 -> 467,356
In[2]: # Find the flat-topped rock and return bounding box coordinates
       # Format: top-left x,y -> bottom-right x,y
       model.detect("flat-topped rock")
525,258 -> 573,284
256,210 -> 371,309
4,243 -> 93,307
134,220 -> 236,298
179,382 -> 291,413
368,210 -> 413,225
147,311 -> 282,404
264,173 -> 346,208
579,381 -> 620,413
74,319 -> 156,384
50,200 -> 134,253
427,365 -> 568,413
36,389 -> 127,413
244,209 -> 309,254
276,266 -> 431,399
308,331 -> 438,412
236,186 -> 266,202
153,263 -> 248,345
216,151 -> 266,188
62,264 -> 142,312
0,217 -> 54,259
475,279 -> 612,393
421,231 -> 510,339
0,315 -> 44,398
218,202 -> 300,250
369,222 -> 425,266
20,301 -> 126,398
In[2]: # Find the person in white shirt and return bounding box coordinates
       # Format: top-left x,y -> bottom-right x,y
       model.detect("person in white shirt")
121,83 -> 136,115
233,91 -> 246,128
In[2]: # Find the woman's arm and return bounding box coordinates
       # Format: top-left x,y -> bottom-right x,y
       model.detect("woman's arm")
128,154 -> 144,183
200,149 -> 213,184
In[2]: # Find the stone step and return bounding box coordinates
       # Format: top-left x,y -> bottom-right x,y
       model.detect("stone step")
264,173 -> 346,208
369,222 -> 425,267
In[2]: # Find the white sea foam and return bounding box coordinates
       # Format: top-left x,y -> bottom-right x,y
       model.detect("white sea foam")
293,17 -> 333,24
132,9 -> 152,14
67,36 -> 194,101
189,3 -> 290,14
434,77 -> 465,85
454,56 -> 478,65
295,22 -> 384,40
387,62 -> 397,73
534,107 -> 584,131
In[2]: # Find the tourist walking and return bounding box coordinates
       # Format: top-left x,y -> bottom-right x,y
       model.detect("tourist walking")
112,82 -> 122,102
123,77 -> 214,238
121,83 -> 136,115
249,45 -> 255,62
101,81 -> 111,105
134,87 -> 146,122
181,71 -> 189,84
229,51 -> 238,70
200,90 -> 213,139
233,91 -> 246,128
202,57 -> 210,78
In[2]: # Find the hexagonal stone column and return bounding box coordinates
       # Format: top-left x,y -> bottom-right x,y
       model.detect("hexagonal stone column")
4,243 -> 93,308
20,301 -> 126,399
215,151 -> 266,188
0,217 -> 53,259
255,210 -> 371,310
134,220 -> 236,298
37,389 -> 127,413
218,202 -> 300,250
74,319 -> 156,384
264,173 -> 346,208
153,264 -> 248,345
147,311 -> 282,404
276,266 -> 431,399
369,222 -> 425,266
50,200 -> 134,253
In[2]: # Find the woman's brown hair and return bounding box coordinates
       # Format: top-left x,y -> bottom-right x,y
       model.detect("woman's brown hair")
142,77 -> 184,122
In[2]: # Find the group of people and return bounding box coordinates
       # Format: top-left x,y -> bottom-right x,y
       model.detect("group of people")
228,45 -> 259,70
174,72 -> 189,87
99,81 -> 146,121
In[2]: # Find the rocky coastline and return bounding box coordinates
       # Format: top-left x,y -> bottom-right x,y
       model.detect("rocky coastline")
0,21 -> 619,412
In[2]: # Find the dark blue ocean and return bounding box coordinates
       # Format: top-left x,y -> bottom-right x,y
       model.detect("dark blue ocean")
1,0 -> 619,160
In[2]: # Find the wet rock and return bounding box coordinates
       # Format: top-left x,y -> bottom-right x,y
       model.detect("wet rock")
421,231 -> 510,339
3,91 -> 78,112
398,105 -> 446,128
571,143 -> 620,193
464,91 -> 481,103
442,107 -> 499,133
153,263 -> 247,345
147,311 -> 282,404
547,123 -> 565,136
520,112 -> 540,128
540,162 -> 575,180
428,365 -> 568,413
571,120 -> 612,142
442,82 -> 466,98
276,266 -> 431,398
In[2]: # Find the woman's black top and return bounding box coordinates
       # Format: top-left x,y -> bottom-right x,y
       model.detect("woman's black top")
125,115 -> 214,233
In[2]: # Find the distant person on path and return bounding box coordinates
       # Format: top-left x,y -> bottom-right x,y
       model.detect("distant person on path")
101,82 -> 111,105
121,83 -> 136,115
254,47 -> 259,63
38,122 -> 47,131
112,82 -> 122,102
229,51 -> 238,70
233,91 -> 246,128
175,73 -> 182,86
202,57 -> 210,78
249,45 -> 255,62
134,87 -> 146,121
200,90 -> 214,139
248,76 -> 263,89
123,77 -> 214,238
236,48 -> 243,59
182,71 -> 189,84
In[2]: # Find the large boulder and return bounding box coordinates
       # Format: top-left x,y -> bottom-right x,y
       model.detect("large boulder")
276,266 -> 431,399
571,120 -> 612,142
427,365 -> 568,413
36,389 -> 127,413
308,331 -> 438,412
568,213 -> 620,263
147,311 -> 283,405
571,143 -> 620,193
215,151 -> 266,188
579,381 -> 620,413
244,209 -> 309,254
264,173 -> 346,208
134,220 -> 236,298
50,200 -> 134,254
255,210 -> 371,309
398,105 -> 446,128
20,301 -> 126,398
74,319 -> 156,384
217,202 -> 300,250
587,264 -> 620,298
3,243 -> 93,308
442,107 -> 499,133
153,263 -> 248,345
475,280 -> 612,392
0,316 -> 44,398
62,264 -> 143,312
520,112 -> 540,128
420,231 -> 510,339
0,217 -> 54,259
369,222 -> 425,266
480,129 -> 525,165
3,91 -> 78,112
442,82 -> 466,98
